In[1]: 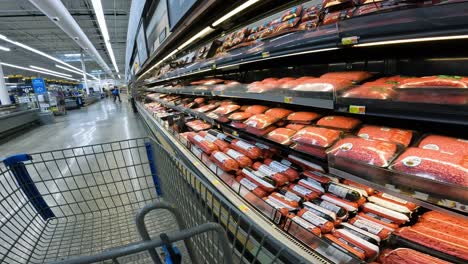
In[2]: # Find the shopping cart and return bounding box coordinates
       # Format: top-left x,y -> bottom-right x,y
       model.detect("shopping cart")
0,138 -> 313,264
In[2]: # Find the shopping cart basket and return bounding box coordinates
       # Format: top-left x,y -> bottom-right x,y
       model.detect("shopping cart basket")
0,138 -> 313,264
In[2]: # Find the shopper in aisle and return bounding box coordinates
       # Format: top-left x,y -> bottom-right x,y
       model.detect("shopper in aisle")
112,86 -> 122,102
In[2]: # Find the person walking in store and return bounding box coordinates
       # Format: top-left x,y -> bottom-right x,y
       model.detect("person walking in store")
112,86 -> 121,102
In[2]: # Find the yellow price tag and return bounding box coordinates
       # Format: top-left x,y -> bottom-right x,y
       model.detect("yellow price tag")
212,179 -> 220,185
341,36 -> 359,46
262,52 -> 270,58
284,96 -> 293,104
212,64 -> 217,70
349,105 -> 366,114
238,204 -> 249,212
232,131 -> 238,137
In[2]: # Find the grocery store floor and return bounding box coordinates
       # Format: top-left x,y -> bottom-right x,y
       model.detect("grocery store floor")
0,95 -> 148,157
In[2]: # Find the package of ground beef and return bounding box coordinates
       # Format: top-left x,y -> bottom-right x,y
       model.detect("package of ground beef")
328,137 -> 398,167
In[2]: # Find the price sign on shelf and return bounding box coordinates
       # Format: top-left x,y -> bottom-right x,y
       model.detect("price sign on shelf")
341,36 -> 359,46
262,52 -> 270,58
349,105 -> 366,114
283,96 -> 293,104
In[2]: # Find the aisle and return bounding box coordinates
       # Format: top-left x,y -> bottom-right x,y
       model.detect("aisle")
0,96 -> 148,157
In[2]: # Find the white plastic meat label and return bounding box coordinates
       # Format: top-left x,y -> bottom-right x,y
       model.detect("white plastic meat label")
269,161 -> 288,172
226,149 -> 244,159
214,152 -> 229,163
292,185 -> 312,195
235,140 -> 253,150
381,193 -> 408,204
193,135 -> 204,143
304,202 -> 336,221
352,219 -> 383,234
256,142 -> 269,149
242,169 -> 274,189
302,211 -> 327,225
366,213 -> 393,223
240,178 -> 257,191
284,191 -> 301,202
328,184 -> 350,198
319,200 -> 341,213
300,179 -> 325,193
204,134 -> 217,143
258,165 -> 275,176
269,196 -> 295,210
292,216 -> 317,230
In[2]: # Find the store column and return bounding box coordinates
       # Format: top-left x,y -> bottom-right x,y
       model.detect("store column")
0,61 -> 12,105
80,52 -> 89,95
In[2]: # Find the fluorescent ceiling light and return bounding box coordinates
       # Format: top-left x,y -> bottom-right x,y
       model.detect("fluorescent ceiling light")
63,53 -> 81,57
117,74 -> 121,79
354,35 -> 468,47
55,64 -> 99,80
0,62 -> 78,81
178,27 -> 214,51
212,0 -> 261,27
30,65 -> 73,77
91,0 -> 119,73
0,45 -> 10,51
0,34 -> 98,77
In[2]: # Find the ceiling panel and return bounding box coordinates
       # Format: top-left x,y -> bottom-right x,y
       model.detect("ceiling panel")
0,0 -> 130,81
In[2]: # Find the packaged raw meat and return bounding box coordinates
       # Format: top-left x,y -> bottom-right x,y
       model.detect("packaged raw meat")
285,123 -> 306,131
264,108 -> 293,119
328,137 -> 398,167
340,83 -> 396,100
281,5 -> 303,21
286,214 -> 322,236
311,197 -> 348,220
317,116 -> 361,131
186,120 -> 212,131
224,148 -> 252,168
418,134 -> 468,155
348,216 -> 393,240
244,105 -> 269,114
390,147 -> 468,186
263,159 -> 299,181
380,248 -> 451,264
397,75 -> 468,89
396,92 -> 468,105
265,128 -> 297,145
292,126 -> 342,147
230,121 -> 247,129
228,112 -> 253,121
322,193 -> 359,212
395,227 -> 468,260
288,154 -> 325,172
244,114 -> 279,129
322,9 -> 355,25
301,6 -> 320,22
236,176 -> 268,198
212,104 -> 240,115
227,137 -> 263,160
340,222 -> 380,245
240,167 -> 276,192
245,125 -> 277,136
292,78 -> 352,92
265,192 -> 300,215
297,20 -> 318,31
373,192 -> 418,211
331,229 -> 380,259
291,143 -> 325,158
322,0 -> 355,8
251,162 -> 289,186
199,131 -> 230,151
324,234 -> 366,260
358,212 -> 400,230
361,203 -> 409,224
278,189 -> 304,203
286,112 -> 320,124
357,125 -> 413,147
342,180 -> 374,196
209,151 -> 239,172
286,184 -> 320,201
297,208 -> 334,233
187,133 -> 218,154
321,71 -> 372,83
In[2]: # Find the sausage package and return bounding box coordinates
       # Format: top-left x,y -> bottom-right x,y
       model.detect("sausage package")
209,151 -> 239,172
357,125 -> 413,147
328,137 -> 399,167
389,147 -> 468,186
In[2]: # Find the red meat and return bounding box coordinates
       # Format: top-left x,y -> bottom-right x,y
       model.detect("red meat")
321,71 -> 372,83
328,137 -> 398,167
395,227 -> 468,260
397,93 -> 468,105
286,112 -> 320,124
244,125 -> 277,136
341,83 -> 396,100
264,108 -> 293,119
186,120 -> 212,131
317,116 -> 361,131
228,112 -> 253,121
390,147 -> 468,186
224,148 -> 252,168
357,125 -> 413,147
244,114 -> 278,129
265,128 -> 297,145
398,75 -> 468,88
212,104 -> 240,115
244,105 -> 269,114
381,248 -> 451,264
292,126 -> 341,147
291,143 -> 327,159
285,124 -> 306,131
292,78 -> 352,92
418,134 -> 468,155
210,151 -> 239,172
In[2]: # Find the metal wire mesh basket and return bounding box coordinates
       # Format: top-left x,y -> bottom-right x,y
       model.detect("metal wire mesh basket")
0,138 -> 314,264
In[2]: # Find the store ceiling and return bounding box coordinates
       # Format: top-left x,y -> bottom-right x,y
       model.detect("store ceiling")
0,0 -> 130,81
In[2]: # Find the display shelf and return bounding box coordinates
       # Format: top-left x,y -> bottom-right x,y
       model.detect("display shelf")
142,2 -> 468,85
136,101 -> 362,264
145,94 -> 467,218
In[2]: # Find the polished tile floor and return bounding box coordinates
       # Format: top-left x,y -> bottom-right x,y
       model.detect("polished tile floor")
0,96 -> 148,157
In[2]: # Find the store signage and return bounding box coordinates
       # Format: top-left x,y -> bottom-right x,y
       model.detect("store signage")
32,78 -> 47,94
167,0 -> 197,30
